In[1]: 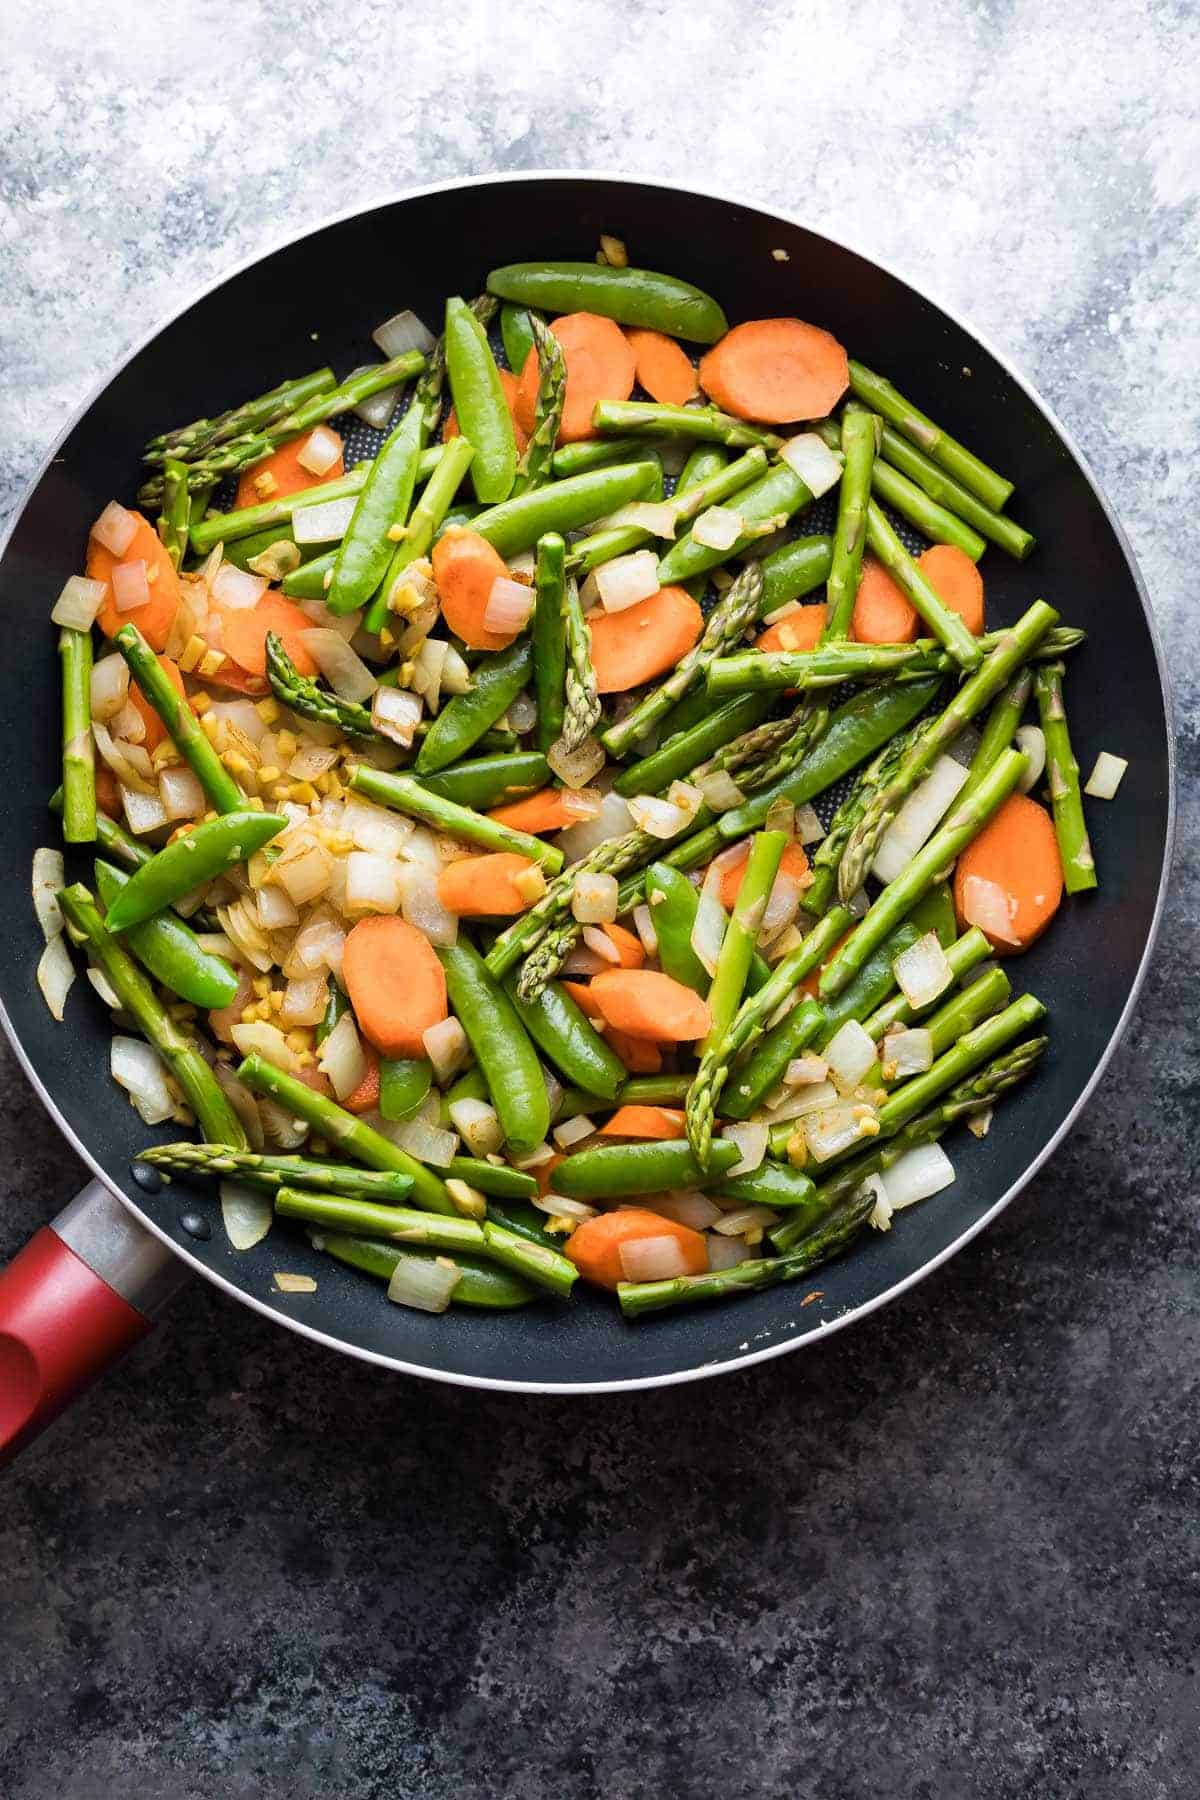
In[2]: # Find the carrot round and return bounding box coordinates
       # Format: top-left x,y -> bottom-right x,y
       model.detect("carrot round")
444,368 -> 529,455
717,841 -> 810,911
588,586 -> 703,694
698,318 -> 849,424
589,969 -> 711,1043
218,594 -> 319,678
516,312 -> 636,444
917,543 -> 985,636
436,852 -> 538,917
852,556 -> 918,644
605,1029 -> 663,1073
89,512 -> 181,652
128,653 -> 188,752
95,764 -> 122,820
487,788 -> 580,833
234,430 -> 344,510
756,604 -> 827,655
600,921 -> 645,969
952,793 -> 1063,953
625,328 -> 699,406
343,1044 -> 381,1115
561,978 -> 605,1023
597,1105 -> 686,1140
566,1207 -> 707,1291
431,526 -> 520,653
341,916 -> 448,1057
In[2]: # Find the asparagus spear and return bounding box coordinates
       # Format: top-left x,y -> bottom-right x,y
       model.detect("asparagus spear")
158,458 -> 190,570
190,463 -> 375,556
803,721 -> 925,916
510,314 -> 566,496
736,701 -> 830,797
568,446 -> 769,575
57,883 -> 247,1146
1034,661 -> 1097,894
592,398 -> 782,450
866,501 -> 982,670
533,533 -> 567,753
265,632 -> 377,739
601,560 -> 764,760
561,572 -> 601,752
705,625 -> 1085,697
857,926 -> 992,1041
616,694 -> 773,798
59,627 -> 95,844
115,623 -> 245,813
700,830 -> 786,1062
847,361 -> 1015,511
139,1142 -> 417,1201
812,416 -> 986,563
363,435 -> 476,637
144,367 -> 336,464
50,785 -> 148,869
837,601 -> 1058,900
849,405 -> 1034,559
349,766 -> 564,872
823,409 -> 876,640
957,669 -> 1033,804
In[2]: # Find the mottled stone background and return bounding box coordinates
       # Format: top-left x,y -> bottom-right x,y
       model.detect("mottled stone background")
1,3 -> 1197,1796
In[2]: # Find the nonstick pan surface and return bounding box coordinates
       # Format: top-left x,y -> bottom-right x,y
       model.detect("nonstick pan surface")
0,174 -> 1173,1391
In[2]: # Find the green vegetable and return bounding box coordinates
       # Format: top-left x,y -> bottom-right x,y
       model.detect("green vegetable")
145,366 -> 336,465
116,623 -> 244,812
864,501 -> 982,671
276,1188 -> 481,1251
438,941 -> 550,1155
102,809 -> 286,934
614,695 -> 772,797
759,534 -> 835,614
59,627 -> 95,844
500,303 -> 540,375
561,571 -> 601,753
592,399 -> 778,449
419,752 -> 549,811
822,408 -> 876,640
485,1197 -> 561,1252
379,1058 -> 433,1122
50,786 -> 150,871
159,457 -> 190,569
416,640 -> 531,775
656,462 -> 815,588
812,416 -> 986,562
349,765 -> 562,872
849,404 -> 1034,559
445,294 -> 518,504
472,461 -> 663,559
138,1142 -> 415,1202
511,314 -> 565,495
567,445 -> 768,576
847,360 -> 1015,512
532,533 -> 567,753
446,1157 -> 537,1200
958,670 -> 1034,804
313,1231 -> 539,1309
327,396 -> 423,615
503,976 -> 626,1102
803,722 -> 924,916
265,632 -> 376,740
1034,661 -> 1098,894
486,262 -> 728,342
317,984 -> 348,1046
190,463 -> 373,554
553,1136 -> 741,1199
858,927 -> 991,1042
362,436 -> 476,636
550,437 -> 646,478
705,626 -> 1083,698
94,860 -> 238,1009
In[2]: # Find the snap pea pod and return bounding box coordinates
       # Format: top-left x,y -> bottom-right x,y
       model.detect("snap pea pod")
116,623 -> 244,813
237,1053 -> 453,1215
349,766 -> 562,872
502,976 -> 626,1101
446,1157 -> 538,1200
561,456 -> 665,574
222,526 -> 304,574
700,831 -> 787,1064
857,927 -> 992,1042
102,810 -> 286,934
486,262 -> 728,342
532,534 -> 567,753
614,694 -> 773,797
313,1230 -> 538,1309
485,1198 -> 562,1253
445,294 -> 518,504
716,1159 -> 820,1210
317,984 -> 348,1046
554,1074 -> 693,1116
500,303 -> 540,375
379,1058 -> 433,1123
471,461 -> 663,558
59,627 -> 95,844
567,446 -> 768,574
642,863 -> 771,997
592,399 -> 779,450
415,641 -> 532,775
439,1066 -> 489,1126
656,462 -> 816,587
717,677 -> 944,839
94,860 -> 239,1009
759,534 -> 836,615
419,752 -> 549,811
50,786 -> 150,870
363,436 -> 476,636
550,437 -> 646,478
190,463 -> 374,554
439,941 -> 550,1155
280,549 -> 338,600
553,1136 -> 741,1199
326,398 -> 424,615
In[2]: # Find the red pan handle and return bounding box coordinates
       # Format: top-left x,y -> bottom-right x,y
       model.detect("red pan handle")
0,1182 -> 186,1467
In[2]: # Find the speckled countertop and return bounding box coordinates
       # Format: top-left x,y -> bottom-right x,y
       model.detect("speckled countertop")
2,4 -> 1198,1795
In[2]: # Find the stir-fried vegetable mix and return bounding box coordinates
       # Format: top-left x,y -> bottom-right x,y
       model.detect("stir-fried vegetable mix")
38,241 -> 1122,1323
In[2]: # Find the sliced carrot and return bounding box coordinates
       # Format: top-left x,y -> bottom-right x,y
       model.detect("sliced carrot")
718,841 -> 810,911
698,318 -> 849,424
95,764 -> 122,820
341,916 -> 448,1058
536,1152 -> 565,1199
561,978 -> 604,1021
431,526 -> 520,653
600,921 -> 645,969
343,1044 -> 381,1115
444,368 -> 530,455
516,312 -> 636,443
487,788 -> 580,833
625,328 -> 699,406
605,1028 -> 663,1074
917,543 -> 985,636
597,1105 -> 686,1140
89,512 -> 181,652
436,852 -> 539,917
566,1207 -> 707,1292
199,660 -> 269,698
852,556 -> 918,644
234,430 -> 344,510
590,969 -> 711,1044
588,586 -> 703,694
952,793 -> 1063,953
756,604 -> 827,656
217,594 -> 319,679
127,653 -> 189,752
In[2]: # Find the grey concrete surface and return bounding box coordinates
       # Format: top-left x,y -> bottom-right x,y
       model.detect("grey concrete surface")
1,2 -> 1197,1795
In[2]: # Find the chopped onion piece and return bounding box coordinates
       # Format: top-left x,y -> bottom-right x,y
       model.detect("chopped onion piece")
823,1019 -> 877,1089
280,974 -> 328,1027
645,1190 -> 722,1230
632,903 -> 658,958
571,872 -> 619,924
288,909 -> 346,977
880,1142 -> 955,1211
448,1096 -> 504,1156
212,563 -> 267,610
399,863 -> 458,946
960,875 -> 1021,947
208,697 -> 269,743
32,848 -> 65,942
373,308 -> 436,357
805,1105 -> 873,1163
122,786 -> 169,835
794,803 -> 825,846
547,734 -> 606,789
691,865 -> 726,977
387,1253 -> 460,1313
293,498 -> 356,545
302,629 -> 378,703
759,870 -> 802,943
558,789 -> 631,863
597,501 -> 678,539
1084,750 -> 1127,800
696,768 -> 746,813
159,765 -> 206,821
552,1113 -> 595,1151
52,574 -> 108,630
967,1107 -> 993,1139
766,1079 -> 839,1123
232,1019 -> 300,1073
483,576 -> 536,636
778,431 -> 843,497
509,1140 -> 555,1169
594,550 -> 660,613
506,550 -> 536,579
872,755 -> 968,885
881,1027 -> 934,1080
288,742 -> 339,782
422,1016 -> 469,1084
723,1121 -> 768,1175
712,1202 -> 778,1237
707,1234 -> 753,1270
92,500 -> 138,556
219,1179 -> 273,1251
38,935 -> 75,1021
764,797 -> 794,837
111,1035 -> 173,1123
560,946 -> 608,978
441,645 -> 472,696
581,925 -> 621,965
1013,725 -> 1047,793
343,794 -> 412,857
110,700 -> 146,745
784,1054 -> 828,1087
87,966 -> 122,1011
111,559 -> 150,612
296,426 -> 343,478
507,689 -> 537,734
893,932 -> 954,1008
90,653 -> 130,722
247,540 -> 302,582
628,794 -> 687,839
344,851 -> 403,918
694,505 -> 748,552
665,781 -> 703,827
619,1235 -> 697,1282
391,1117 -> 459,1168
256,882 -> 299,930
273,834 -> 334,906
532,1193 -> 596,1223
864,1174 -> 893,1232
317,1008 -> 366,1100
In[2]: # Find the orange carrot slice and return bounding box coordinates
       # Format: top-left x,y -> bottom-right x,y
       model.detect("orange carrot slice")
444,368 -> 530,455
487,788 -> 580,833
605,1029 -> 663,1074
588,586 -> 703,694
852,556 -> 918,644
717,841 -> 810,911
90,512 -> 181,652
600,922 -> 645,969
566,1208 -> 707,1291
95,764 -> 122,820
597,1105 -> 686,1140
431,526 -> 520,653
217,594 -> 319,678
756,604 -> 827,655
561,979 -> 605,1023
341,916 -> 448,1058
917,543 -> 985,636
589,969 -> 711,1043
699,318 -> 849,424
516,312 -> 636,443
343,1044 -> 381,1115
234,430 -> 344,510
625,328 -> 699,406
127,653 -> 189,752
436,852 -> 539,917
952,793 -> 1063,953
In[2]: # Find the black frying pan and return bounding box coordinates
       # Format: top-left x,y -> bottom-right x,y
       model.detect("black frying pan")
0,174 -> 1174,1448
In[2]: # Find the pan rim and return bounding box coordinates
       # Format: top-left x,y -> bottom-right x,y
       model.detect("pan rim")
0,168 -> 1176,1395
